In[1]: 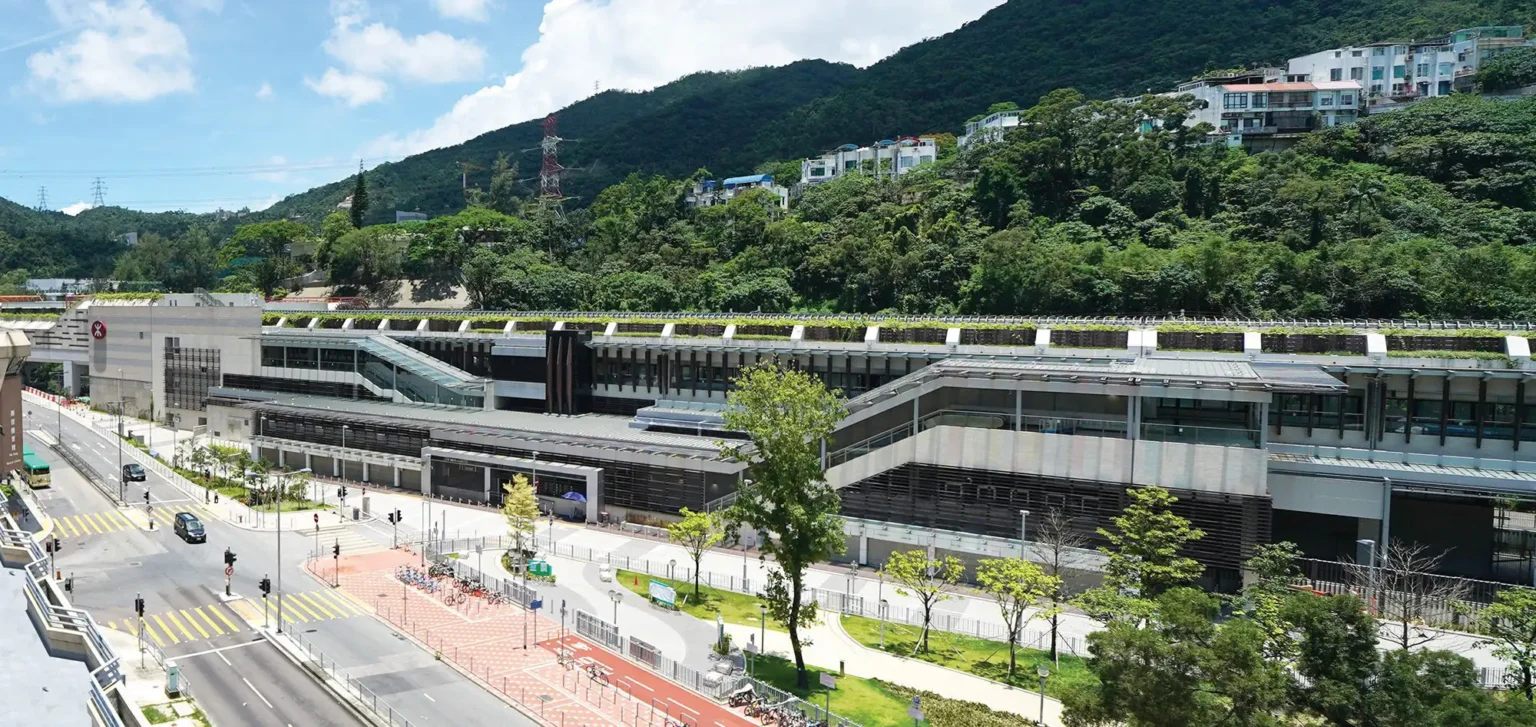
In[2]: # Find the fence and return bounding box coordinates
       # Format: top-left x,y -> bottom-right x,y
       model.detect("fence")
289,631 -> 420,727
88,678 -> 125,727
1293,557 -> 1522,629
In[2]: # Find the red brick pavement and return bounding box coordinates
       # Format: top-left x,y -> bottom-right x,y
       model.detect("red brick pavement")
309,550 -> 756,727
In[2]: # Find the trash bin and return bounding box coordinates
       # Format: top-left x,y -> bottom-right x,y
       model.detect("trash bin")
352,506 -> 361,521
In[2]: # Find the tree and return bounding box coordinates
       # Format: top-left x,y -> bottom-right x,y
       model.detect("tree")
1061,588 -> 1290,727
1235,541 -> 1303,661
1475,587 -> 1536,699
1034,508 -> 1091,660
350,165 -> 369,228
721,364 -> 847,688
1352,539 -> 1471,651
1077,486 -> 1205,623
976,556 -> 1057,677
884,550 -> 966,654
666,507 -> 723,599
501,474 -> 540,560
327,227 -> 404,307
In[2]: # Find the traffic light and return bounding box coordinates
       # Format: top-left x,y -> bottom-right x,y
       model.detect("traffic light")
144,489 -> 151,505
336,487 -> 344,499
224,548 -> 236,566
333,542 -> 341,558
386,511 -> 395,525
134,595 -> 145,617
259,576 -> 271,595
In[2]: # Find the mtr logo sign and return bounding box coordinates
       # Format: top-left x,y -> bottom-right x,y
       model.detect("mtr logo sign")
91,321 -> 107,340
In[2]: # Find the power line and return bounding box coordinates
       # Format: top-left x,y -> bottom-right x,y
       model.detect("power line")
91,177 -> 107,207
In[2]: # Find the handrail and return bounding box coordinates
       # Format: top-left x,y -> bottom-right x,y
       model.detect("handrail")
828,407 -> 1134,467
88,679 -> 125,727
256,307 -> 1536,331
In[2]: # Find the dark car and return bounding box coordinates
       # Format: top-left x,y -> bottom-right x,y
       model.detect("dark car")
122,463 -> 147,482
173,513 -> 205,543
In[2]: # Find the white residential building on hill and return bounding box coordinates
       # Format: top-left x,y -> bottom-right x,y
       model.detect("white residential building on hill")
1178,78 -> 1363,147
1288,26 -> 1534,106
685,175 -> 790,209
801,137 -> 938,185
958,109 -> 1023,146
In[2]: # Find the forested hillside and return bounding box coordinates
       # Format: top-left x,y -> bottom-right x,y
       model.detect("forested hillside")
265,0 -> 1536,222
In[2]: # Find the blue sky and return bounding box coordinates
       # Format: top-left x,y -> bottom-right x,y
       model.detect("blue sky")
0,0 -> 1005,216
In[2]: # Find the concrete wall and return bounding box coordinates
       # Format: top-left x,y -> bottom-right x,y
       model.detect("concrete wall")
89,300 -> 262,417
1269,472 -> 1384,518
828,425 -> 1268,497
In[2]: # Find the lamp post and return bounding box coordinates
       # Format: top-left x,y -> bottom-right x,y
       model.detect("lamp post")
1356,538 -> 1378,615
117,367 -> 125,501
274,467 -> 313,633
758,603 -> 767,662
879,599 -> 889,648
609,589 -> 623,626
1036,664 -> 1050,725
341,425 -> 349,483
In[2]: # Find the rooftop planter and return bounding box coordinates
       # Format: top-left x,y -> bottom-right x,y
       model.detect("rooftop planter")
317,316 -> 346,329
615,322 -> 665,337
1260,327 -> 1366,355
285,316 -> 314,328
1156,324 -> 1245,352
878,322 -> 950,345
960,327 -> 1036,347
564,321 -> 609,333
673,322 -> 727,338
1051,325 -> 1130,349
1380,328 -> 1505,354
426,318 -> 461,332
470,318 -> 510,332
387,318 -> 420,331
515,319 -> 554,332
1386,350 -> 1511,365
0,312 -> 61,321
734,324 -> 793,340
804,323 -> 867,343
261,314 -> 283,326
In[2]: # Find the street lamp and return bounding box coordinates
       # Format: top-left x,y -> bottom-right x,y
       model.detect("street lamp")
273,467 -> 313,633
1036,664 -> 1050,725
1020,509 -> 1031,545
1356,538 -> 1378,615
758,603 -> 767,662
117,367 -> 125,501
608,589 -> 623,626
879,599 -> 889,648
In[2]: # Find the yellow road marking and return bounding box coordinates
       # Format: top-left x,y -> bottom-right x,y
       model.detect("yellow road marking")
308,589 -> 356,617
141,619 -> 166,647
55,517 -> 77,537
107,620 -> 117,631
86,512 -> 114,533
101,510 -> 129,529
150,615 -> 180,644
78,514 -> 102,535
295,592 -> 339,620
190,607 -> 224,636
163,611 -> 197,641
320,588 -> 368,617
264,596 -> 297,624
209,604 -> 240,633
283,594 -> 320,621
179,609 -> 211,639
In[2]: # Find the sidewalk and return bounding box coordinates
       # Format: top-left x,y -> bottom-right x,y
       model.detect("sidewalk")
318,548 -> 751,727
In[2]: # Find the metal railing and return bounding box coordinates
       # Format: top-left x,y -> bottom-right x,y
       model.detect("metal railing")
1141,422 -> 1261,448
88,679 -> 125,727
801,586 -> 1086,657
829,408 -> 1133,468
289,631 -> 420,727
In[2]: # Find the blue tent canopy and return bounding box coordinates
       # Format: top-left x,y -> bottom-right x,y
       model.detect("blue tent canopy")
561,492 -> 588,503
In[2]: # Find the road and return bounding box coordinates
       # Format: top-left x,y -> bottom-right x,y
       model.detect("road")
176,640 -> 360,727
28,400 -> 536,727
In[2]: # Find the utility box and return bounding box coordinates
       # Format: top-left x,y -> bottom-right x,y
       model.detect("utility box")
166,660 -> 182,696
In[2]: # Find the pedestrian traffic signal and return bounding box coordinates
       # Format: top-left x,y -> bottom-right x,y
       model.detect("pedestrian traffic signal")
144,489 -> 151,504
333,542 -> 341,558
336,487 -> 343,499
386,511 -> 395,524
134,595 -> 145,617
224,548 -> 236,566
259,576 -> 271,595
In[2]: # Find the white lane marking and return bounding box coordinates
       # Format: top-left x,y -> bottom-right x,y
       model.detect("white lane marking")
243,677 -> 275,709
423,694 -> 436,703
218,649 -> 232,666
620,676 -> 653,692
666,697 -> 703,713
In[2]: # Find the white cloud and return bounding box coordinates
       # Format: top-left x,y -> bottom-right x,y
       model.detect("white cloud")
366,0 -> 1006,157
433,0 -> 493,22
306,67 -> 388,106
27,0 -> 195,103
255,81 -> 274,99
305,0 -> 485,104
61,201 -> 93,215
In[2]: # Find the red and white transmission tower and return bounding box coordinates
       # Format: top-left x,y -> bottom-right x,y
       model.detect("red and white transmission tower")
538,114 -> 565,201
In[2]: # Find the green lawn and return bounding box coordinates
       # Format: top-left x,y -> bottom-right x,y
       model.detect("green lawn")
614,569 -> 782,629
839,614 -> 1095,699
752,653 -> 916,727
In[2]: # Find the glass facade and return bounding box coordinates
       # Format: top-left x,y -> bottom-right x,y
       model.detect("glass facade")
261,343 -> 484,408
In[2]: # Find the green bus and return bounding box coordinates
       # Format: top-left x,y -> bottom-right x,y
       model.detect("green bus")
21,445 -> 50,488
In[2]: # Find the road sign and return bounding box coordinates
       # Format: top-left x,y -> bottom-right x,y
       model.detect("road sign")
225,565 -> 233,577
908,706 -> 924,721
90,321 -> 107,340
819,673 -> 837,689
648,580 -> 676,607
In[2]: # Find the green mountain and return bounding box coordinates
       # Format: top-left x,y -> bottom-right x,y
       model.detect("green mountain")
268,0 -> 1535,223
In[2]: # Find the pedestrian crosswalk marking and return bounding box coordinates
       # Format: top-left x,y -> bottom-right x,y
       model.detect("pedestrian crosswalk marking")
192,607 -> 225,636
150,614 -> 180,644
141,620 -> 165,647
164,611 -> 196,641
285,593 -> 321,621
179,609 -> 211,639
296,592 -> 339,619
208,604 -> 239,633
56,504 -> 222,539
316,589 -> 366,617
263,596 -> 297,623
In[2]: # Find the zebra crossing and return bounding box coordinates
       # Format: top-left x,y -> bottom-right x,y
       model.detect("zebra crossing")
105,589 -> 367,646
307,526 -> 389,558
52,503 -> 222,538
